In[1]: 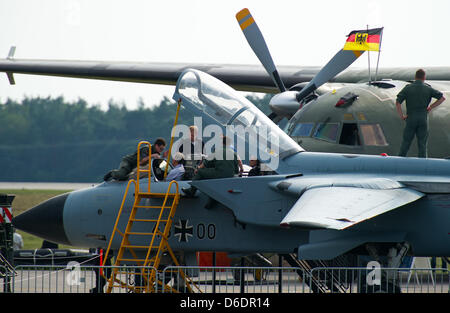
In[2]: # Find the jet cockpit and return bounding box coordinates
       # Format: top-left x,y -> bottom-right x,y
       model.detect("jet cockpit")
173,69 -> 303,172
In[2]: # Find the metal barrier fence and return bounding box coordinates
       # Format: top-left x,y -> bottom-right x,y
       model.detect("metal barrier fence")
162,266 -> 310,293
0,265 -> 448,293
309,267 -> 450,293
3,265 -> 158,293
1,265 -> 13,293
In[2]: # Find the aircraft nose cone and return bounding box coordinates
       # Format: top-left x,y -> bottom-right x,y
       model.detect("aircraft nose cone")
13,193 -> 71,246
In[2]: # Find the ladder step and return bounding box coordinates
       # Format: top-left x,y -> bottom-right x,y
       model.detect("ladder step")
130,218 -> 170,223
125,231 -> 160,236
121,245 -> 161,249
137,192 -> 178,198
134,205 -> 173,209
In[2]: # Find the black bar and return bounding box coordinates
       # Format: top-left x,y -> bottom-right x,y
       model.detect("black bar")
212,252 -> 216,293
278,255 -> 283,293
240,258 -> 245,293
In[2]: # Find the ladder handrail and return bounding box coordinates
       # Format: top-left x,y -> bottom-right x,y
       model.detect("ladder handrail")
102,179 -> 136,266
142,180 -> 179,268
104,97 -> 197,292
104,178 -> 190,293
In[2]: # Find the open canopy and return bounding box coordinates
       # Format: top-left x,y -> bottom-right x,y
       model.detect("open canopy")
173,69 -> 303,171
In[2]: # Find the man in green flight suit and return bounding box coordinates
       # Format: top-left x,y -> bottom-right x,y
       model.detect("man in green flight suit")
396,69 -> 445,158
182,136 -> 239,197
103,138 -> 166,181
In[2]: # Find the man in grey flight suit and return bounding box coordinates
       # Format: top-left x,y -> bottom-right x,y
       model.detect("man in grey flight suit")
396,69 -> 445,158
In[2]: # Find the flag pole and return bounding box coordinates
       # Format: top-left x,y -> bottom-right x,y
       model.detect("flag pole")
367,25 -> 371,83
374,27 -> 384,82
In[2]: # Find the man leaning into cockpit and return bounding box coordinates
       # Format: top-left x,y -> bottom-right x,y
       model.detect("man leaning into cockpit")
103,138 -> 166,181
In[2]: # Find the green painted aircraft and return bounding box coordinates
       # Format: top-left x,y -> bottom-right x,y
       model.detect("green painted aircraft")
235,8 -> 449,158
284,80 -> 449,158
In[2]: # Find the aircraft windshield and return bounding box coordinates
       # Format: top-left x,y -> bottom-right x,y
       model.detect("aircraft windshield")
173,69 -> 303,168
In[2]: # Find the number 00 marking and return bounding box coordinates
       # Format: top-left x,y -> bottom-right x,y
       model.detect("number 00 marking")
197,223 -> 216,240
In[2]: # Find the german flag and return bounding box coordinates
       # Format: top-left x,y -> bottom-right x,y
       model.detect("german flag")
343,27 -> 383,51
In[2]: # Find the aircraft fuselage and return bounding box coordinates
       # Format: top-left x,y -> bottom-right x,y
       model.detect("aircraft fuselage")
13,151 -> 450,259
287,80 -> 450,158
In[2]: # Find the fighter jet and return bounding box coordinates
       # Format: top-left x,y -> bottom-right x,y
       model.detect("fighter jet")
13,69 -> 450,292
0,9 -> 449,158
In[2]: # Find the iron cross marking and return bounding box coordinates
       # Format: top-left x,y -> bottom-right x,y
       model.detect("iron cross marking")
174,219 -> 194,242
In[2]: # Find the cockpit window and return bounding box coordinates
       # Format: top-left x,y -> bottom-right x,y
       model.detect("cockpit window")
291,123 -> 314,137
202,83 -> 244,125
313,123 -> 339,142
178,71 -> 247,125
360,124 -> 388,146
339,123 -> 361,146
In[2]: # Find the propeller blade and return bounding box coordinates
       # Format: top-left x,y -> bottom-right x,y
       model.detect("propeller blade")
236,8 -> 286,92
296,49 -> 364,102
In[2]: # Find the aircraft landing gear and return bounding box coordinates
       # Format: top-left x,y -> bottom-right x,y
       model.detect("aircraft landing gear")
362,242 -> 410,293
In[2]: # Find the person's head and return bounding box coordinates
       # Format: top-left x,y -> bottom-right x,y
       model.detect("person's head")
154,137 -> 166,153
415,69 -> 426,81
172,152 -> 185,166
189,126 -> 198,142
249,156 -> 260,167
222,135 -> 231,146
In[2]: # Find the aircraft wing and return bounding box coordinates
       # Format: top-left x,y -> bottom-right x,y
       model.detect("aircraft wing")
276,176 -> 424,230
3,55 -> 450,92
191,175 -> 424,230
279,185 -> 423,230
0,58 -> 318,93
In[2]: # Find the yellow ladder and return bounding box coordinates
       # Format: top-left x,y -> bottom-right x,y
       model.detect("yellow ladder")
103,141 -> 198,293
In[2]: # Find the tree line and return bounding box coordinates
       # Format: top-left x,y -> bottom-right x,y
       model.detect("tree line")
0,94 -> 272,182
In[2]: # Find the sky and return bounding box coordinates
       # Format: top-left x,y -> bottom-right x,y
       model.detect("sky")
1,0 -> 449,110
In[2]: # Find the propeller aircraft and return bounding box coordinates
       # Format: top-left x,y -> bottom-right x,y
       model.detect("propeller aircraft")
234,8 -> 449,158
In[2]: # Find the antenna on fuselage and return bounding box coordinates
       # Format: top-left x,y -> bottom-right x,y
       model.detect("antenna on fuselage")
367,25 -> 371,83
